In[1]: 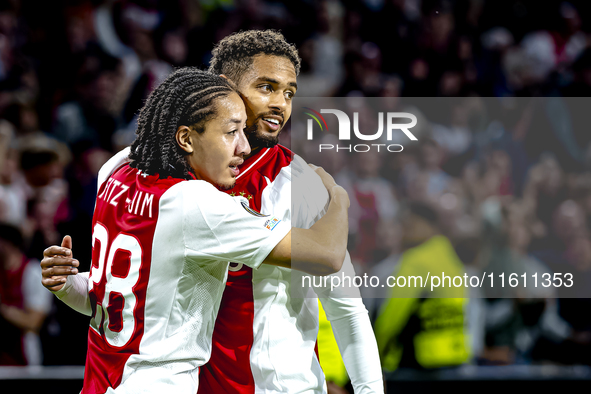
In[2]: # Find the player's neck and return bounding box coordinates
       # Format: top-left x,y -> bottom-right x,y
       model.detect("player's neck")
245,145 -> 274,159
244,143 -> 281,160
245,146 -> 262,159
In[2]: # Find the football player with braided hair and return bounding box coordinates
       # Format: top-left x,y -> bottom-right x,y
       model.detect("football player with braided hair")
128,68 -> 237,181
40,67 -> 350,393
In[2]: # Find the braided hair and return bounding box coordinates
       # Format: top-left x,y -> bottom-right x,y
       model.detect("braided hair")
129,68 -> 237,179
209,30 -> 301,84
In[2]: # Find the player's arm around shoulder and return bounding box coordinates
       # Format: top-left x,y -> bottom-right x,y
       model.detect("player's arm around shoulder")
266,165 -> 349,276
178,173 -> 349,276
290,154 -> 331,224
263,155 -> 346,275
178,180 -> 291,271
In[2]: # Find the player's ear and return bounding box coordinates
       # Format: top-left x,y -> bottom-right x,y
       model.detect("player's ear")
176,125 -> 193,154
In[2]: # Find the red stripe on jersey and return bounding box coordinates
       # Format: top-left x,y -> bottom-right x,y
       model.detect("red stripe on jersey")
198,146 -> 293,394
197,266 -> 255,394
315,340 -> 319,362
82,165 -> 185,394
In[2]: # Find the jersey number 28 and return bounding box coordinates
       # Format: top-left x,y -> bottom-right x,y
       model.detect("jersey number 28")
89,222 -> 143,348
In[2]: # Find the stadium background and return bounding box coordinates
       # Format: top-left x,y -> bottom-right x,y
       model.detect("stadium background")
1,0 -> 591,392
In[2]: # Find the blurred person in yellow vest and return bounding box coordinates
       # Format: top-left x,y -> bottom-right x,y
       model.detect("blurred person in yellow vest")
375,201 -> 470,371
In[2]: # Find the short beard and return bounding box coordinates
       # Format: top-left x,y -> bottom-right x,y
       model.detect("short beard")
244,122 -> 280,148
217,180 -> 236,191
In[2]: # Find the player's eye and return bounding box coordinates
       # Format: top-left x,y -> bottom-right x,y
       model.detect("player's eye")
228,130 -> 237,135
259,84 -> 272,92
284,90 -> 295,100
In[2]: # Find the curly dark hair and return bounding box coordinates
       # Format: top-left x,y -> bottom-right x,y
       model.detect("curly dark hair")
129,67 -> 237,179
209,30 -> 301,84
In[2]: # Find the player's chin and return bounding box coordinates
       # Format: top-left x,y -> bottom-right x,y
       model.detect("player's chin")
217,178 -> 236,191
251,131 -> 280,148
261,125 -> 282,137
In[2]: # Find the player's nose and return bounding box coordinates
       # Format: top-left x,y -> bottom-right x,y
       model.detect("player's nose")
268,91 -> 287,113
236,128 -> 251,157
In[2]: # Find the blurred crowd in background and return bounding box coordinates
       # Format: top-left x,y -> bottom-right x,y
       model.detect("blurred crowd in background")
0,0 -> 591,377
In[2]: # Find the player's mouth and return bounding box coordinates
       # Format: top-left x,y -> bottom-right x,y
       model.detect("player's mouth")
229,159 -> 243,176
260,115 -> 282,132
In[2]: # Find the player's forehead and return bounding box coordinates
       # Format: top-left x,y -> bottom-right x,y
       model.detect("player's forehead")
207,93 -> 247,126
239,54 -> 297,88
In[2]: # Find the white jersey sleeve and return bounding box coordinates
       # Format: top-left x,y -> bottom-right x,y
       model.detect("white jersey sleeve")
51,272 -> 91,316
292,154 -> 384,394
177,181 -> 290,269
290,155 -> 330,229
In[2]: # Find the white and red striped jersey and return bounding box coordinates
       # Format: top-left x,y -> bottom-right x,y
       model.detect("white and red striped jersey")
78,152 -> 290,394
198,145 -> 383,394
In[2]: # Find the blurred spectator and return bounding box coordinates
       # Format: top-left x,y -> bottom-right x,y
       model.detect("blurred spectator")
297,0 -> 345,97
361,220 -> 403,320
0,128 -> 25,228
374,202 -> 470,371
16,134 -> 69,258
336,152 -> 398,265
0,223 -> 52,365
400,137 -> 452,202
520,2 -> 585,82
478,196 -> 559,364
52,45 -> 123,153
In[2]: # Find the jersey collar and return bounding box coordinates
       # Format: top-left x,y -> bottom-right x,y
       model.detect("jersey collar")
236,146 -> 277,180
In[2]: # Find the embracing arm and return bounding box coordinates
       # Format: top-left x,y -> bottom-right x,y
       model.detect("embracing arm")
264,166 -> 350,276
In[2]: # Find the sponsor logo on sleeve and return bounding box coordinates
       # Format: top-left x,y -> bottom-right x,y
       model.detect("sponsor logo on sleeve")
264,217 -> 281,231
